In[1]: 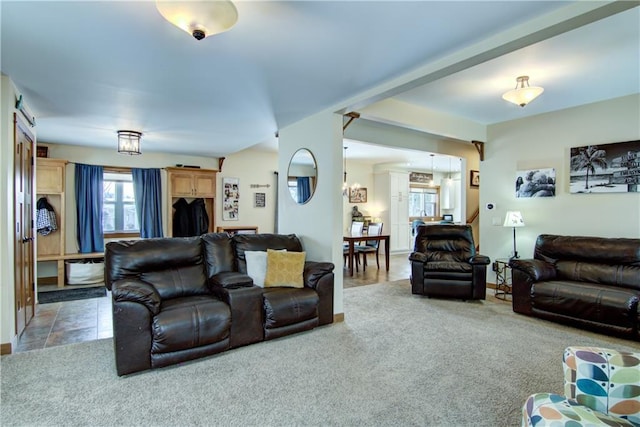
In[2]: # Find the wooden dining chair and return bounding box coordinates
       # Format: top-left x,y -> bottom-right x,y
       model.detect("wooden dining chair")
356,222 -> 383,271
344,221 -> 364,271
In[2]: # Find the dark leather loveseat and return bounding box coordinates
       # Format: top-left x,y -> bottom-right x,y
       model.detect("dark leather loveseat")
105,233 -> 334,375
510,234 -> 640,340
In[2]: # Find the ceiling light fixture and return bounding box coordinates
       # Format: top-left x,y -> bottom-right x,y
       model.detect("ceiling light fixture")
117,130 -> 142,155
156,0 -> 238,41
502,75 -> 544,107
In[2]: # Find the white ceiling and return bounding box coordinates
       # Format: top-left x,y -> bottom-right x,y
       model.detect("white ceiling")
1,1 -> 638,166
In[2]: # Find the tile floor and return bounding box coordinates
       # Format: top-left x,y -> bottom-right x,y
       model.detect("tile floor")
15,291 -> 113,353
15,253 -> 507,352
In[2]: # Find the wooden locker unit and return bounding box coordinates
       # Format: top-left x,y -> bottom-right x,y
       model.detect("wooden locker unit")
36,158 -> 107,288
166,167 -> 217,237
36,158 -> 66,260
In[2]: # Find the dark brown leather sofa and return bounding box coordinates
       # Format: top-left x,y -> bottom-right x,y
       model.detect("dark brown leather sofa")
409,224 -> 490,300
510,234 -> 640,340
105,233 -> 334,376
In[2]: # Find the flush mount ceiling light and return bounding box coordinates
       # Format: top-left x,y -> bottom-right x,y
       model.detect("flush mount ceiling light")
117,130 -> 142,155
502,76 -> 544,107
156,0 -> 238,41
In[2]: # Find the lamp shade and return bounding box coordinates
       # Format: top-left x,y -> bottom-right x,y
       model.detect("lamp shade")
502,76 -> 544,107
117,130 -> 142,155
156,0 -> 238,40
503,211 -> 525,227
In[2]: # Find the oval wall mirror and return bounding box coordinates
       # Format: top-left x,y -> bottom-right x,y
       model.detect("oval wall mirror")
287,148 -> 317,204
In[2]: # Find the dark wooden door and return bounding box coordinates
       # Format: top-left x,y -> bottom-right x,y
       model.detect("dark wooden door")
14,113 -> 35,337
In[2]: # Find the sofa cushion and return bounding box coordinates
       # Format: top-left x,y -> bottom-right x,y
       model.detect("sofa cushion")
232,233 -> 303,274
523,393 -> 636,427
556,260 -> 640,291
105,236 -> 204,292
202,232 -> 236,277
531,281 -> 639,329
263,287 -> 318,329
265,249 -> 305,288
152,295 -> 231,354
245,249 -> 286,287
141,264 -> 209,300
534,234 -> 640,265
245,250 -> 268,287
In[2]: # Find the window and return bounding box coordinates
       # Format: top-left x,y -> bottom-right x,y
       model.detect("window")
409,186 -> 439,219
287,177 -> 298,201
103,172 -> 139,234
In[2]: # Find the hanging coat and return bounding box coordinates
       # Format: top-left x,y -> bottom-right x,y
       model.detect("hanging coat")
36,197 -> 58,236
172,198 -> 192,237
190,198 -> 209,236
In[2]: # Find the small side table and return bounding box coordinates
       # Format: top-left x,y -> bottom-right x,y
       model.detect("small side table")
494,258 -> 512,300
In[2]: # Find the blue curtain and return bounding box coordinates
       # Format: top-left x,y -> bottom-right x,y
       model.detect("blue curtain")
297,177 -> 311,203
75,163 -> 104,253
132,168 -> 164,238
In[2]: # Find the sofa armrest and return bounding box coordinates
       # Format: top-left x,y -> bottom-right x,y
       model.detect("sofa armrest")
509,259 -> 556,282
112,279 -> 161,315
408,252 -> 428,263
470,254 -> 490,265
303,261 -> 334,326
208,271 -> 254,289
209,284 -> 264,348
303,261 -> 334,289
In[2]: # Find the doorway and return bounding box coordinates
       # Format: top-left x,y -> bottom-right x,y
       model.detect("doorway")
14,113 -> 36,338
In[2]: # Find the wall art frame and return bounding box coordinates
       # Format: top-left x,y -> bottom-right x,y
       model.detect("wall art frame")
516,168 -> 556,198
349,187 -> 367,203
254,192 -> 266,208
569,140 -> 640,194
470,170 -> 480,188
222,177 -> 240,220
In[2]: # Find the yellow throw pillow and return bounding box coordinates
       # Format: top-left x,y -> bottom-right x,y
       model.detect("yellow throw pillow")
264,249 -> 305,288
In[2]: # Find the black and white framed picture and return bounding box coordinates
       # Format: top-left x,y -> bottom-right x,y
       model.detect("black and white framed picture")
222,177 -> 240,220
254,192 -> 266,208
570,140 -> 640,193
515,168 -> 556,198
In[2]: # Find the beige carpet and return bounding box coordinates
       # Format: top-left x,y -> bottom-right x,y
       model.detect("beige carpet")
2,279 -> 637,426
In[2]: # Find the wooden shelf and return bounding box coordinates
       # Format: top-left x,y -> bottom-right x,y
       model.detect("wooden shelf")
37,253 -> 104,289
216,226 -> 258,235
38,252 -> 104,262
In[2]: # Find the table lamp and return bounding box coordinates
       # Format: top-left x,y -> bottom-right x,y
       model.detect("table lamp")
503,211 -> 525,259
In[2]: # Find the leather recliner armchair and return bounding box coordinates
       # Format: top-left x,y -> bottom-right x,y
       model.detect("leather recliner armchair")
105,236 -> 231,376
409,224 -> 490,300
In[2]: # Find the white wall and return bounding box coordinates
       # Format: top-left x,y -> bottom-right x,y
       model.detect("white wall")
278,111 -> 344,315
342,160 -> 378,232
480,94 -> 640,283
215,148 -> 278,233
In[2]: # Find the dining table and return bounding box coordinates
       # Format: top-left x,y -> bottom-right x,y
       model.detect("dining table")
343,232 -> 390,276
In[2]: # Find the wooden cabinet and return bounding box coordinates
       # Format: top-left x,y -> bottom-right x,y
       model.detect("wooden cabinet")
166,167 -> 217,236
36,158 -> 66,260
168,168 -> 216,197
374,172 -> 411,252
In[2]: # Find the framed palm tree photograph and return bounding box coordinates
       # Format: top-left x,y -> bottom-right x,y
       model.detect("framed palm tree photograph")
569,140 -> 640,194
